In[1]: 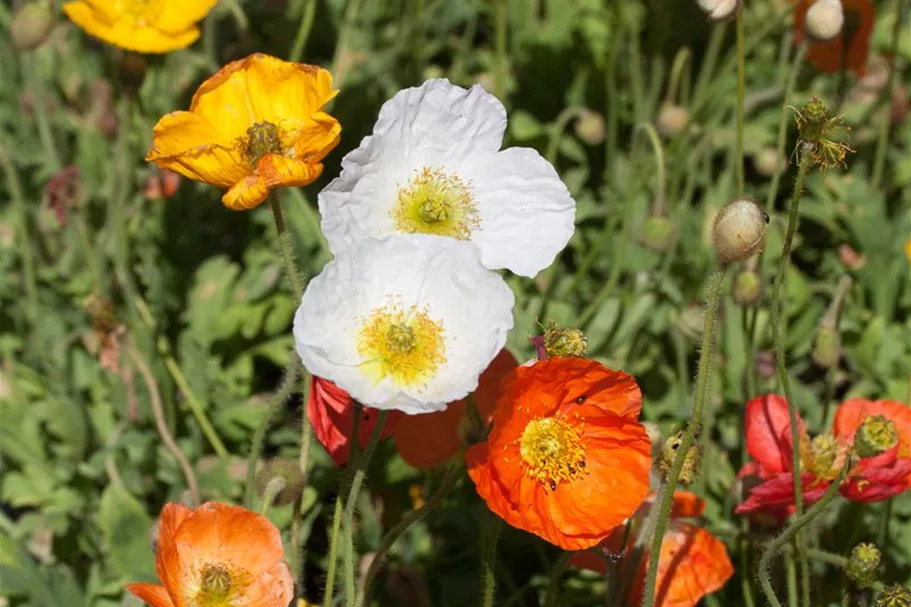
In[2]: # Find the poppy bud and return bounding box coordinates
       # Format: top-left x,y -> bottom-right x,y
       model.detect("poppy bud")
711,198 -> 769,264
696,0 -> 739,22
675,304 -> 705,340
657,104 -> 690,137
876,585 -> 911,607
732,269 -> 762,306
846,543 -> 882,590
753,146 -> 786,178
811,325 -> 841,368
541,321 -> 588,358
805,0 -> 844,42
854,415 -> 898,459
639,215 -> 674,252
118,52 -> 147,96
575,109 -> 606,146
254,458 -> 306,507
659,430 -> 702,485
11,1 -> 54,52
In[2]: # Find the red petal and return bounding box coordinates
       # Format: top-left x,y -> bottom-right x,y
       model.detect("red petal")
744,394 -> 804,474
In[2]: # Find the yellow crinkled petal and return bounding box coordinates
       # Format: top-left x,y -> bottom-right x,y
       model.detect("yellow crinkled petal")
154,0 -> 218,34
286,112 -> 342,164
64,2 -> 201,53
147,111 -> 250,188
222,155 -> 324,211
190,54 -> 339,130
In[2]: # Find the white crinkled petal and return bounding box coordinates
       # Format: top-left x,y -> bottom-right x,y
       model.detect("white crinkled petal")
459,147 -> 576,277
292,234 -> 515,414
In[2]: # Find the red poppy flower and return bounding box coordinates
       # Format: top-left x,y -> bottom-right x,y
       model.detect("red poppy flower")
573,492 -> 733,607
393,349 -> 518,468
126,502 -> 293,607
466,357 -> 651,550
794,0 -> 875,76
834,398 -> 911,492
308,377 -> 401,466
736,394 -> 911,516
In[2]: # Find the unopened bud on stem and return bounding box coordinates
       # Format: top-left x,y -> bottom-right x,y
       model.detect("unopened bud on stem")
846,543 -> 882,589
711,198 -> 769,264
254,458 -> 305,507
805,0 -> 844,42
696,0 -> 739,22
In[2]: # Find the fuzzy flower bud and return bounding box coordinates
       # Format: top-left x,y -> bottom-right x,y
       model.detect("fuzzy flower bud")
846,543 -> 882,589
711,198 -> 769,264
696,0 -> 739,22
753,146 -> 786,178
854,415 -> 898,458
657,104 -> 690,137
254,458 -> 306,507
732,270 -> 762,306
805,0 -> 844,42
876,584 -> 911,607
575,109 -> 606,146
11,1 -> 54,52
659,430 -> 702,485
639,215 -> 674,252
541,322 -> 588,358
811,326 -> 841,368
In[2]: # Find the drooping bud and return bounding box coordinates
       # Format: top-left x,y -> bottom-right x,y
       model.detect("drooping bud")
657,104 -> 690,137
854,415 -> 898,458
659,430 -> 702,485
846,543 -> 882,589
537,321 -> 588,358
11,1 -> 54,52
675,304 -> 705,341
811,326 -> 841,368
639,215 -> 674,252
118,52 -> 148,97
575,109 -> 606,146
711,198 -> 769,264
805,0 -> 844,42
876,584 -> 911,607
732,269 -> 762,306
254,458 -> 306,507
753,146 -> 786,178
696,0 -> 739,22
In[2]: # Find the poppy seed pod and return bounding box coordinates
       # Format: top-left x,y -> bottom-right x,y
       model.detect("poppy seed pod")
876,584 -> 911,607
574,109 -> 606,146
805,0 -> 844,42
811,325 -> 841,368
639,215 -> 674,252
711,198 -> 769,264
254,458 -> 306,507
846,543 -> 882,590
657,104 -> 690,137
11,1 -> 54,51
732,269 -> 762,306
853,415 -> 898,458
696,0 -> 740,22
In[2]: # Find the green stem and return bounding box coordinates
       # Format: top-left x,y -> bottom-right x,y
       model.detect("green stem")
344,410 -> 389,606
664,47 -> 692,106
494,0 -> 507,101
604,0 -> 623,176
640,266 -> 728,607
25,53 -> 61,171
870,0 -> 906,190
289,0 -> 318,62
259,476 -> 287,516
765,45 -> 807,214
324,492 -> 345,606
357,466 -> 461,606
757,464 -> 850,607
545,106 -> 585,164
294,371 -> 314,588
740,532 -> 757,607
638,122 -> 667,214
270,198 -> 305,297
735,4 -> 746,195
0,149 -> 37,317
243,359 -> 301,508
543,552 -> 573,607
480,516 -> 502,607
329,0 -> 362,91
879,499 -> 892,550
772,151 -> 811,605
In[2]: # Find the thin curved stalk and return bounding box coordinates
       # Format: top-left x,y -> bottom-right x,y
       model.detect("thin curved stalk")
765,45 -> 807,214
480,517 -> 502,607
735,4 -> 746,194
871,0 -> 907,189
543,552 -> 574,607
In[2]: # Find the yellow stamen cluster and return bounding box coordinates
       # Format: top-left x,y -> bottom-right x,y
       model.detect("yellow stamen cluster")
800,433 -> 850,481
125,0 -> 158,27
196,562 -> 248,607
393,167 -> 479,239
357,302 -> 446,386
519,417 -> 588,489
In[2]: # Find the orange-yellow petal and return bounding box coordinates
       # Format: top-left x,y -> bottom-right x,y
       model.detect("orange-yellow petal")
146,111 -> 250,188
125,583 -> 176,607
63,1 -> 205,54
834,398 -> 911,459
154,502 -> 192,598
222,154 -> 324,211
154,0 -> 218,34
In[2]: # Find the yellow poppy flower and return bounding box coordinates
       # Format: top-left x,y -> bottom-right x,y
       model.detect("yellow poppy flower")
63,0 -> 217,54
147,53 -> 341,211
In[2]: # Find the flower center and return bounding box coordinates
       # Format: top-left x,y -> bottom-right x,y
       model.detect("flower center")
246,121 -> 283,165
357,302 -> 446,387
854,415 -> 898,458
801,433 -> 849,481
197,563 -> 235,606
519,417 -> 588,488
126,0 -> 159,26
393,167 -> 479,239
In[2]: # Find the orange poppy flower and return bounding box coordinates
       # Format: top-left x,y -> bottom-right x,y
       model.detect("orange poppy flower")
573,492 -> 733,607
126,502 -> 293,607
147,53 -> 341,210
466,357 -> 651,550
794,0 -> 875,76
394,349 -> 518,468
63,0 -> 216,54
834,398 -> 911,488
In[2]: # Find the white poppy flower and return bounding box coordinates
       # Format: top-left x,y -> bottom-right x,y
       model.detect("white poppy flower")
293,234 -> 515,414
318,78 -> 576,278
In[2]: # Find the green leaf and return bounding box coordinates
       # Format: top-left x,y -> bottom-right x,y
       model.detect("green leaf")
97,485 -> 156,582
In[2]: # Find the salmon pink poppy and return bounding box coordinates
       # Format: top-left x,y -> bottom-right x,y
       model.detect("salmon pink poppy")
834,398 -> 911,491
126,502 -> 293,607
465,357 -> 651,550
573,492 -> 733,607
736,394 -> 911,516
794,0 -> 875,76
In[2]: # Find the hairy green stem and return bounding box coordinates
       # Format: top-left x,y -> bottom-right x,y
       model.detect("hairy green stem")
0,149 -> 37,318
543,552 -> 574,607
259,476 -> 287,516
344,410 -> 389,606
494,0 -> 507,101
324,492 -> 345,606
481,516 -> 502,607
758,465 -> 850,607
294,371 -> 315,588
765,45 -> 807,214
357,466 -> 461,606
871,0 -> 907,189
640,266 -> 728,607
735,4 -> 746,194
289,0 -> 318,62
